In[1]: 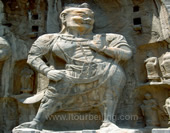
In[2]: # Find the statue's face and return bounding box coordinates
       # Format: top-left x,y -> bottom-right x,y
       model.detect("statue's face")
62,8 -> 94,34
145,93 -> 151,100
165,98 -> 170,106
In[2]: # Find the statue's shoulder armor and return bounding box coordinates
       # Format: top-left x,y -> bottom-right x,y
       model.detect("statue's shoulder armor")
30,33 -> 60,53
94,33 -> 127,48
35,33 -> 59,46
105,33 -> 125,42
94,33 -> 125,42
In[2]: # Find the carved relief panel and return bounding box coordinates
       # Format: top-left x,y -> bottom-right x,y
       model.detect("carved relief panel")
13,60 -> 36,95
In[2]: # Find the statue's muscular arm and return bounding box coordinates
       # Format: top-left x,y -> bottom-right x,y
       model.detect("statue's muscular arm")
27,34 -> 64,82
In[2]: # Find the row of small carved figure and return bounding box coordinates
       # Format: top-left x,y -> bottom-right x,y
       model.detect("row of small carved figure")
141,93 -> 170,128
145,52 -> 170,83
164,97 -> 170,126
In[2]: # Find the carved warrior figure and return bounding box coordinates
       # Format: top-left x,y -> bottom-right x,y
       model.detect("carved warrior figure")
0,0 -> 4,13
20,67 -> 34,93
0,37 -> 11,96
0,37 -> 11,61
144,56 -> 160,82
14,3 -> 132,130
161,52 -> 170,80
163,97 -> 170,126
140,93 -> 160,128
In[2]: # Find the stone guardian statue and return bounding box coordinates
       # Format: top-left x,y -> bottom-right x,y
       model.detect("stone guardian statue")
13,3 -> 132,132
163,97 -> 170,127
144,56 -> 160,83
140,93 -> 160,128
161,52 -> 170,81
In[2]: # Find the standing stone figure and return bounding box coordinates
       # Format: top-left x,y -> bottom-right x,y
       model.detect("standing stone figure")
0,37 -> 11,61
14,3 -> 132,131
0,0 -> 5,24
144,56 -> 160,83
161,52 -> 170,80
0,37 -> 11,95
20,67 -> 34,93
163,97 -> 170,126
140,93 -> 160,128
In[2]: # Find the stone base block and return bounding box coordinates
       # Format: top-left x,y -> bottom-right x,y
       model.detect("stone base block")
122,129 -> 144,133
13,129 -> 96,133
12,128 -> 41,133
152,128 -> 170,133
13,128 -> 150,133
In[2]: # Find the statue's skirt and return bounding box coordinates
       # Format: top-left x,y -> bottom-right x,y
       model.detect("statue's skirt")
44,61 -> 126,111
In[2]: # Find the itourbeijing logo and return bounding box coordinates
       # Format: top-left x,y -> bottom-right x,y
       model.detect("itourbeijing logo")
46,114 -> 138,121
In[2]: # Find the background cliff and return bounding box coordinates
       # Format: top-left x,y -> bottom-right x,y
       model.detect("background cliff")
0,0 -> 169,132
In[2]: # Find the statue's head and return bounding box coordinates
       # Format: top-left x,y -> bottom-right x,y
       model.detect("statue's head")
144,93 -> 151,100
165,97 -> 170,106
60,3 -> 94,35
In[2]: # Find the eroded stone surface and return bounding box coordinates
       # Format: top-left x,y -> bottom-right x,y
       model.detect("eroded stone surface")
13,2 -> 132,131
152,128 -> 170,133
0,0 -> 169,133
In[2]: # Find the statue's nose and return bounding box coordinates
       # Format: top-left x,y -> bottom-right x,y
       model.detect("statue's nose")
84,17 -> 91,21
84,17 -> 94,24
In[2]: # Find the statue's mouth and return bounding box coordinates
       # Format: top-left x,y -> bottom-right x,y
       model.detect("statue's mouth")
73,17 -> 93,25
80,20 -> 92,25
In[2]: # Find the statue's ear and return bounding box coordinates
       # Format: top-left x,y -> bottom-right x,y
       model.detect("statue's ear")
60,12 -> 66,24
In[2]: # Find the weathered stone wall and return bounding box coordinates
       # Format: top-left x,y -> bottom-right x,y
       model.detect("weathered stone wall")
0,0 -> 169,132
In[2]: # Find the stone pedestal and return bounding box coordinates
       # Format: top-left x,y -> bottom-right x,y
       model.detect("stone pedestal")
152,128 -> 170,133
13,128 -> 149,133
13,129 -> 96,133
12,128 -> 41,133
122,128 -> 150,133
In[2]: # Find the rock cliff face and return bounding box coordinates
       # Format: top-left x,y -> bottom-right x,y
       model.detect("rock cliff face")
0,0 -> 170,132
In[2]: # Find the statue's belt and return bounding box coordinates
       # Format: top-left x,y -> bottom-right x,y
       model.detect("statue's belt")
64,62 -> 106,83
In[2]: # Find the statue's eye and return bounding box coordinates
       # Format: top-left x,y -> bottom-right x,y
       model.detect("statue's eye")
76,12 -> 86,17
78,13 -> 85,17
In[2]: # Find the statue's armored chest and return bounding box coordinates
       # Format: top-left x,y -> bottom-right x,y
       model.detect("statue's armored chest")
52,35 -> 93,60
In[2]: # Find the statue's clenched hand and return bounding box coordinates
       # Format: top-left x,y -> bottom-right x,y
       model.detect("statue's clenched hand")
47,70 -> 65,82
88,41 -> 104,53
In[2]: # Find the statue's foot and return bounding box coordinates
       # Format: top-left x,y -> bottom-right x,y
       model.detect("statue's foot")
14,120 -> 43,130
99,121 -> 127,133
168,121 -> 170,125
100,121 -> 118,128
